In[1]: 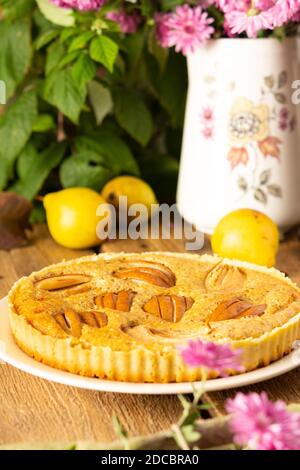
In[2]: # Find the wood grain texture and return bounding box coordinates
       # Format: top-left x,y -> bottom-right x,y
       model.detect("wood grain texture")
0,224 -> 300,445
205,229 -> 300,415
0,226 -> 183,445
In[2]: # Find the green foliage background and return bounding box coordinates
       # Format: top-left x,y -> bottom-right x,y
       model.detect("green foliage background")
0,0 -> 188,221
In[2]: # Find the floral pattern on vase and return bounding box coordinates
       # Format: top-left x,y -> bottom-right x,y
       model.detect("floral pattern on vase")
226,72 -> 296,206
229,98 -> 269,145
227,97 -> 283,204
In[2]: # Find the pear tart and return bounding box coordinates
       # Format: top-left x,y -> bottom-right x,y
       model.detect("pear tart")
8,253 -> 300,383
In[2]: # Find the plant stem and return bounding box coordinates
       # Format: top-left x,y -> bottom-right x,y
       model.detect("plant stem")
57,112 -> 66,142
171,424 -> 190,450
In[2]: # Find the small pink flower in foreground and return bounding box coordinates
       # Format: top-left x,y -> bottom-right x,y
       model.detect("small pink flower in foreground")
226,392 -> 300,450
50,0 -> 104,10
178,339 -> 243,376
106,10 -> 141,34
157,5 -> 214,55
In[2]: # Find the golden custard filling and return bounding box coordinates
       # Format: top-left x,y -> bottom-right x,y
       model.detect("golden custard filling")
8,253 -> 300,382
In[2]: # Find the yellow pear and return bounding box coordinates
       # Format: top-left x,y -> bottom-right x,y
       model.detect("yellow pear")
44,188 -> 110,249
211,209 -> 279,268
101,176 -> 157,218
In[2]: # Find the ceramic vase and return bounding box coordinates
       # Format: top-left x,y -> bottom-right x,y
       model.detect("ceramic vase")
177,38 -> 300,233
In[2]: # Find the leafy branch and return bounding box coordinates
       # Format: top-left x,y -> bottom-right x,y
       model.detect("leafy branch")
0,0 -> 186,217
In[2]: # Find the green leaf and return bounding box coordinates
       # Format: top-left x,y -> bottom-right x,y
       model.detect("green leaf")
13,141 -> 66,200
113,88 -> 153,146
29,203 -> 46,224
33,7 -> 54,33
141,153 -> 178,199
161,0 -> 185,10
112,414 -> 128,439
139,0 -> 154,16
59,50 -> 79,68
68,444 -> 77,451
36,0 -> 75,27
111,415 -> 130,451
198,403 -> 215,410
148,29 -> 168,72
60,150 -> 112,191
88,81 -> 113,125
60,27 -> 77,43
35,29 -> 60,50
0,88 -> 37,190
158,52 -> 187,128
0,18 -> 32,98
1,0 -> 35,20
68,31 -> 94,52
89,35 -> 119,72
72,52 -> 97,88
43,68 -> 87,124
32,114 -> 55,132
124,32 -> 145,69
45,41 -> 65,75
181,425 -> 201,444
75,133 -> 140,176
16,143 -> 38,181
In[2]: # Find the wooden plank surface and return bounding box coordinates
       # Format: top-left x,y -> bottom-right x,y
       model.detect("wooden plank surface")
0,226 -> 183,446
207,230 -> 300,415
0,224 -> 299,445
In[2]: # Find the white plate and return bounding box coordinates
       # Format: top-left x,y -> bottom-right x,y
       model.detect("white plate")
1,296 -> 300,395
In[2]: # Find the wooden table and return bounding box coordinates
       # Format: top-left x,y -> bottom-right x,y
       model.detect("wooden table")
0,225 -> 300,446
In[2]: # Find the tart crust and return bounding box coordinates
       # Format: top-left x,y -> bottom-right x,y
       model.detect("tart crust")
8,252 -> 300,383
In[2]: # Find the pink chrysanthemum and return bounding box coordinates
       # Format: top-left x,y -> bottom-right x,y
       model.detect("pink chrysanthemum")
255,0 -> 276,9
157,5 -> 214,55
218,0 -> 250,12
178,339 -> 243,376
106,10 -> 141,34
225,8 -> 273,37
291,8 -> 300,21
198,0 -> 217,7
224,0 -> 300,36
271,0 -> 300,26
226,392 -> 300,450
50,0 -> 104,10
155,12 -> 172,48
